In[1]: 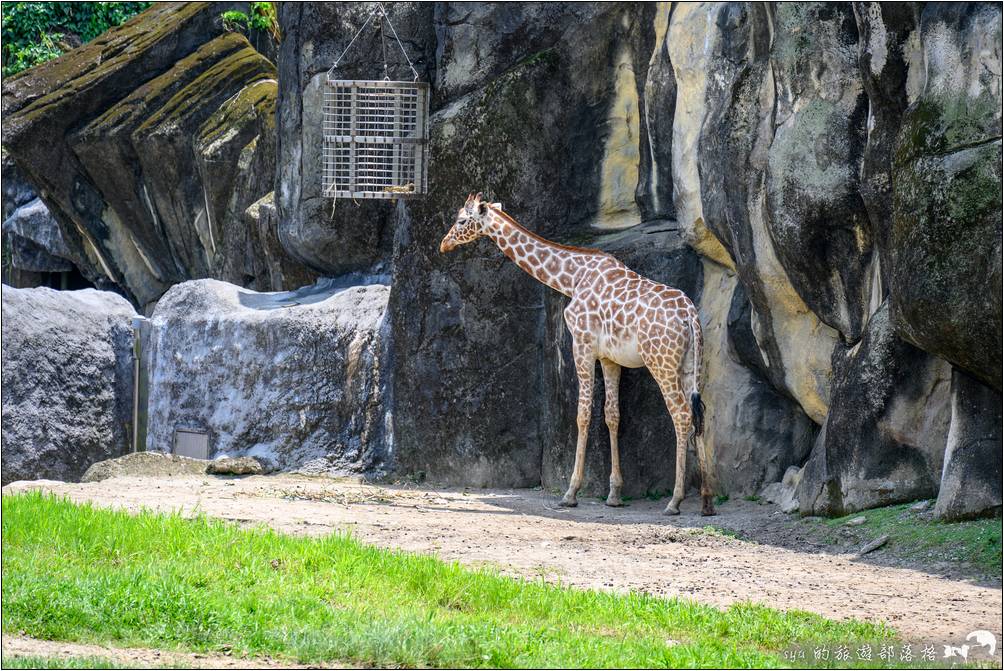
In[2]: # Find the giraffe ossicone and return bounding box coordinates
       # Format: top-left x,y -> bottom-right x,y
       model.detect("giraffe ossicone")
441,193 -> 717,516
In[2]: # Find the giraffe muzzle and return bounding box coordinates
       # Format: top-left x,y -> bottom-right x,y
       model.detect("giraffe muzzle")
439,235 -> 457,253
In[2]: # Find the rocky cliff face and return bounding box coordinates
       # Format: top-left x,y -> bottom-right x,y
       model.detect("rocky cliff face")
2,2 -> 999,518
1,149 -> 79,287
1,2 -> 315,310
275,1 -> 999,516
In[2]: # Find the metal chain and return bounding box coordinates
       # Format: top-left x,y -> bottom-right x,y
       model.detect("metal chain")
328,6 -> 378,77
380,15 -> 389,79
327,2 -> 419,82
377,3 -> 420,81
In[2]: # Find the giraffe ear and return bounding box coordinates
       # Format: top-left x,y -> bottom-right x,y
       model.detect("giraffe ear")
492,202 -> 502,210
475,192 -> 483,203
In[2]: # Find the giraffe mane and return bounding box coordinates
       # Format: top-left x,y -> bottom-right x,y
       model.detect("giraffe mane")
487,205 -> 610,256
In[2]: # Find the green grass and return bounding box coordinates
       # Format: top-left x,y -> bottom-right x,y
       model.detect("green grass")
0,656 -> 144,669
700,525 -> 742,540
2,493 -> 902,668
826,502 -> 1002,575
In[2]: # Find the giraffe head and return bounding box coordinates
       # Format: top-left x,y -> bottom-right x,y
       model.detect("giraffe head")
439,192 -> 499,253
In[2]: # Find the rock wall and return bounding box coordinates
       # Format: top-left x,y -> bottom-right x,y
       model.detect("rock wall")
144,278 -> 391,476
275,1 -> 999,516
1,287 -> 136,485
888,3 -> 1003,392
674,2 -> 1001,517
377,4 -> 696,490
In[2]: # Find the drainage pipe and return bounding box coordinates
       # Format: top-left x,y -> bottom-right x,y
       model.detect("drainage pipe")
131,316 -> 149,453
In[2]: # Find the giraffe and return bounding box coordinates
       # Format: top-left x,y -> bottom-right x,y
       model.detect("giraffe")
440,193 -> 717,516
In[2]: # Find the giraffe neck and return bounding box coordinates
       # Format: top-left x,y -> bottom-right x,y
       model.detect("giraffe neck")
483,209 -> 599,297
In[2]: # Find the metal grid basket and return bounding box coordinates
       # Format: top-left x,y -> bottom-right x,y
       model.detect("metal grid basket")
323,78 -> 430,199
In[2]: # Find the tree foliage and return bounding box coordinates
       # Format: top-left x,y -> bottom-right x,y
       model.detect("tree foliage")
1,2 -> 151,76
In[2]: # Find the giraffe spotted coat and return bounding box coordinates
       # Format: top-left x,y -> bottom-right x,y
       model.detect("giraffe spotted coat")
441,193 -> 716,516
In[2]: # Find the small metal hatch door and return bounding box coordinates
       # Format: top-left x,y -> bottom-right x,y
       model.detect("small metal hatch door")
174,428 -> 209,460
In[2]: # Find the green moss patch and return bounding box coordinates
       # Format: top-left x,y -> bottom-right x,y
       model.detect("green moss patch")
825,502 -> 1002,576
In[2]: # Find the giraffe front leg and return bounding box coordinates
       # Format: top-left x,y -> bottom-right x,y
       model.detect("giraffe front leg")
560,343 -> 595,508
600,359 -> 623,507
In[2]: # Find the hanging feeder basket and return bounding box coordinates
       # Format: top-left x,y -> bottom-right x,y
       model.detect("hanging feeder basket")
322,4 -> 430,200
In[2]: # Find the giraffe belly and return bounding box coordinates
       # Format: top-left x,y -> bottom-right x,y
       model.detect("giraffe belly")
598,334 -> 645,368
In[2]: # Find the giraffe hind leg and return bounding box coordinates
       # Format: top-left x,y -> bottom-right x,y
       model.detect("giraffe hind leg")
600,359 -> 623,507
639,334 -> 689,515
655,376 -> 690,516
687,386 -> 716,516
694,431 -> 717,516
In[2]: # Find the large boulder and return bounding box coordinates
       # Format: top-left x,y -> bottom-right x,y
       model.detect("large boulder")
889,3 -> 1003,391
934,369 -> 1003,520
144,279 -> 391,476
2,3 -> 313,308
1,287 -> 136,485
797,303 -> 952,516
763,3 -> 874,343
2,199 -> 74,273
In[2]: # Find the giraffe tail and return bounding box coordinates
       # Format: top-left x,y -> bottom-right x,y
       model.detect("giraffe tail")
688,313 -> 705,437
688,312 -> 716,504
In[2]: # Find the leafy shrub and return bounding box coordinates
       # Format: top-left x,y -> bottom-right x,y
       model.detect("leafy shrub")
220,1 -> 279,43
1,2 -> 151,76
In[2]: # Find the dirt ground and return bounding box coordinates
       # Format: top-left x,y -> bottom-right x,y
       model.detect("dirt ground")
3,474 -> 1001,660
0,633 -> 336,668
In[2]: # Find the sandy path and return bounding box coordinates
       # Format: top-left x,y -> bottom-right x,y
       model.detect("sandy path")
0,633 -> 330,668
3,475 -> 1001,656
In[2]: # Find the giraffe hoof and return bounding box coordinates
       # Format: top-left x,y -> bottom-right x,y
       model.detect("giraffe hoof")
605,496 -> 623,508
664,504 -> 681,516
701,495 -> 717,517
558,497 -> 578,508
